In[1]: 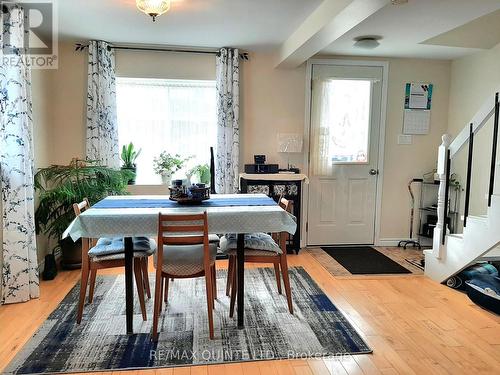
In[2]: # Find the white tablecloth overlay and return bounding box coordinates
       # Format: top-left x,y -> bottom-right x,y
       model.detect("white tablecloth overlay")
63,194 -> 297,241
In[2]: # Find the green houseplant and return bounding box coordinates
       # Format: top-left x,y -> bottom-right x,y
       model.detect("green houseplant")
35,159 -> 133,269
188,164 -> 211,185
153,152 -> 191,184
121,142 -> 141,185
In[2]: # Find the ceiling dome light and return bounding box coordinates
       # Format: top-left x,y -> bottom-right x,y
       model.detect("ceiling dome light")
136,0 -> 171,22
354,36 -> 382,49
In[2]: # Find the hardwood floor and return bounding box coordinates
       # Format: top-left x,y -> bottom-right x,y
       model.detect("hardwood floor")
1,250 -> 499,374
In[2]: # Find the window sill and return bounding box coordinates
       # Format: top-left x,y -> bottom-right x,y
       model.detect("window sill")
126,184 -> 168,195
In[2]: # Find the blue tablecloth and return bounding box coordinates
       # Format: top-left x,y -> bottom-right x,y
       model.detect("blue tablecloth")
92,196 -> 277,209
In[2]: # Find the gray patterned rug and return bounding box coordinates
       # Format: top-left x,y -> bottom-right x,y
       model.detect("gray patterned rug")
5,267 -> 371,374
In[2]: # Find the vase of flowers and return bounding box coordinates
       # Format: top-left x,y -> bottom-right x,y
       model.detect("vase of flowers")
153,152 -> 191,185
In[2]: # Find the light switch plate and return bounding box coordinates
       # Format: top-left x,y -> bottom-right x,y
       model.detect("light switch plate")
398,134 -> 413,145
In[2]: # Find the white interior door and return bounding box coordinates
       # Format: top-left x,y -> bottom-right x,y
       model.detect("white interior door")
307,64 -> 384,246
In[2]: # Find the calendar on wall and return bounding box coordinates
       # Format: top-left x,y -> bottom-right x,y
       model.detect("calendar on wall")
403,83 -> 433,135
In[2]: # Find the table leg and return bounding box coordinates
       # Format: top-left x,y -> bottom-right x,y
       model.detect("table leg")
124,236 -> 133,334
237,233 -> 245,328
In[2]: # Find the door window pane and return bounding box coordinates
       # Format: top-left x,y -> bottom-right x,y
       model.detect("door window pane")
319,79 -> 372,164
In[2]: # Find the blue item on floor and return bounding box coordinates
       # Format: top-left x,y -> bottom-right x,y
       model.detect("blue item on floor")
465,274 -> 500,315
446,263 -> 498,290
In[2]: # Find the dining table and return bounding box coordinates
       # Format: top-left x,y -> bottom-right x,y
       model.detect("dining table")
63,193 -> 297,334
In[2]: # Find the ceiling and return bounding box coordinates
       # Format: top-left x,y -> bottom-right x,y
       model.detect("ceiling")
55,0 -> 500,61
423,9 -> 500,50
320,0 -> 500,60
56,0 -> 323,50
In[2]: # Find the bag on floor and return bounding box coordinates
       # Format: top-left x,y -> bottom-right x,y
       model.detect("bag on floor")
465,274 -> 500,315
447,263 -> 498,290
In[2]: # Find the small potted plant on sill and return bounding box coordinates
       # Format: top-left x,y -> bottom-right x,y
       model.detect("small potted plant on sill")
188,163 -> 211,185
153,152 -> 191,185
35,159 -> 132,270
121,142 -> 141,185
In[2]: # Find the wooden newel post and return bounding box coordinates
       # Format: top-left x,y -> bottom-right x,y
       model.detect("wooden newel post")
433,134 -> 452,259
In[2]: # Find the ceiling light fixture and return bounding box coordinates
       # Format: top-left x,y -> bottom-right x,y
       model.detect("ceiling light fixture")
391,0 -> 408,4
136,0 -> 171,22
353,36 -> 382,49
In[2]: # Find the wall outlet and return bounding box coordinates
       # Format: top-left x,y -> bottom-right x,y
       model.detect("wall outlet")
398,134 -> 413,145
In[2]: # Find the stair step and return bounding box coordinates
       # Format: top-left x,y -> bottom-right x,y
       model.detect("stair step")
480,247 -> 500,261
460,215 -> 488,222
468,215 -> 487,222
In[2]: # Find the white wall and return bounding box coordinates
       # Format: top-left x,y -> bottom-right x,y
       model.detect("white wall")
447,43 -> 500,218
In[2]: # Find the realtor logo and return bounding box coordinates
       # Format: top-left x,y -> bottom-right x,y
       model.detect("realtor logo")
1,0 -> 58,69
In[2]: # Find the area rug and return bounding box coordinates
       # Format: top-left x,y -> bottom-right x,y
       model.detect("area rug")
5,267 -> 371,374
319,247 -> 412,275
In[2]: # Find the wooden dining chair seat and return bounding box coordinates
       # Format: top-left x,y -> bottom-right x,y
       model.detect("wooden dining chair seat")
153,242 -> 217,276
89,237 -> 156,261
223,197 -> 294,316
152,212 -> 217,341
74,198 -> 156,325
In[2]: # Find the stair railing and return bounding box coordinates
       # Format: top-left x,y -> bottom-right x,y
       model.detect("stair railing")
433,92 -> 499,259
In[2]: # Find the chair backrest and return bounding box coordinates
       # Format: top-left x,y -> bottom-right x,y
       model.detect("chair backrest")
157,212 -> 210,271
157,212 -> 209,246
279,197 -> 291,213
73,198 -> 90,217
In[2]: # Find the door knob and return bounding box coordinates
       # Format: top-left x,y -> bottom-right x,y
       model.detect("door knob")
369,169 -> 379,175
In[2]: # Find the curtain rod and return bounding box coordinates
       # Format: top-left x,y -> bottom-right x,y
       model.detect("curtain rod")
74,43 -> 249,60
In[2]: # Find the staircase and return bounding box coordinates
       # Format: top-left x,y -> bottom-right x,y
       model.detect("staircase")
424,92 -> 500,283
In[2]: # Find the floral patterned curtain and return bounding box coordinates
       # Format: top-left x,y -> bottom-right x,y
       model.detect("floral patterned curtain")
86,41 -> 120,168
0,4 -> 39,304
215,48 -> 240,194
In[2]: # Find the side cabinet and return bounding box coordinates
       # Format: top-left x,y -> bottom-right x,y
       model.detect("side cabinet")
240,178 -> 301,253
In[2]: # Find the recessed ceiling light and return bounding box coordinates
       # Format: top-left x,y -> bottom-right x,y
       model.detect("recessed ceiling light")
354,36 -> 382,49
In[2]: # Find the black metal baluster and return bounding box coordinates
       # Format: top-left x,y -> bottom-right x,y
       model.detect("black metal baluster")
464,124 -> 474,228
488,92 -> 499,207
443,150 -> 451,245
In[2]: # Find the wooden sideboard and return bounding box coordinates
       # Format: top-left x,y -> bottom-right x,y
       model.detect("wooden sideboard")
239,173 -> 308,253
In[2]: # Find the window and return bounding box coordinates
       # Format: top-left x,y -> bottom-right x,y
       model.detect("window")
116,78 -> 217,184
324,79 -> 371,163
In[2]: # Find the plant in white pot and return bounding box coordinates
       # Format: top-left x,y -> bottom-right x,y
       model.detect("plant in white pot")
153,152 -> 190,185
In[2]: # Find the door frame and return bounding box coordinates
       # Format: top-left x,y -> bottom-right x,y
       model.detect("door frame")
301,59 -> 389,247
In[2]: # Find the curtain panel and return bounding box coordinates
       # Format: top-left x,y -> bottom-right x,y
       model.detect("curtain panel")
215,48 -> 240,194
86,41 -> 120,168
0,4 -> 39,304
311,79 -> 333,176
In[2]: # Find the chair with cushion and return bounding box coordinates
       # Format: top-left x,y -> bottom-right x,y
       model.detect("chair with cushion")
223,197 -> 294,316
152,212 -> 217,341
74,198 -> 156,323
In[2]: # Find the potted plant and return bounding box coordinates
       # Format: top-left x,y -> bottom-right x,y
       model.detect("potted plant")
121,142 -> 141,185
35,159 -> 133,270
188,164 -> 211,185
153,152 -> 190,184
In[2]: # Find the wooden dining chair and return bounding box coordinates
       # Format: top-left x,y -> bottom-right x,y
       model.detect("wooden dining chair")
152,212 -> 218,341
74,198 -> 156,323
223,197 -> 294,315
